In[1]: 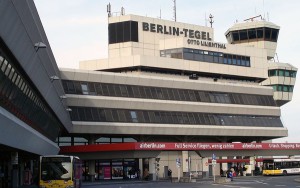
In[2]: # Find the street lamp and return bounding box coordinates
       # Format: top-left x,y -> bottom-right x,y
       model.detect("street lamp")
50,75 -> 60,82
60,95 -> 67,99
34,42 -> 47,52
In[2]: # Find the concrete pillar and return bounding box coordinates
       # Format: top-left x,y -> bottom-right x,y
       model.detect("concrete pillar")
221,156 -> 228,176
202,157 -> 209,178
139,159 -> 143,180
149,158 -> 156,181
88,136 -> 96,181
182,151 -> 189,176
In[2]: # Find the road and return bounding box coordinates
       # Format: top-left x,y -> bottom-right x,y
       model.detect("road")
82,175 -> 300,188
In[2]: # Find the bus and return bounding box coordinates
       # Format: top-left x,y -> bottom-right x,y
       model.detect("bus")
262,158 -> 300,176
39,155 -> 82,188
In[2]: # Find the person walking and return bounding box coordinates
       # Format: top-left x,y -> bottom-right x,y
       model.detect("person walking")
168,169 -> 172,182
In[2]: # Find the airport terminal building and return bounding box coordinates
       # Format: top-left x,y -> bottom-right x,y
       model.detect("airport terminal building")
0,0 -> 298,186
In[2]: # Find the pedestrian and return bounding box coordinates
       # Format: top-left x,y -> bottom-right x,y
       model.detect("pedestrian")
168,169 -> 172,182
242,166 -> 247,176
228,171 -> 233,181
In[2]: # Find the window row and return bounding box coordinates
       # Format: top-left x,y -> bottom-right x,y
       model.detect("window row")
56,136 -> 137,146
226,27 -> 279,43
269,69 -> 297,78
0,45 -> 61,141
69,106 -> 283,128
62,80 -> 276,106
271,85 -> 294,92
160,48 -> 251,67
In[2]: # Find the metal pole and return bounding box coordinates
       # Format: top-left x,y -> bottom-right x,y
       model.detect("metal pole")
213,165 -> 215,182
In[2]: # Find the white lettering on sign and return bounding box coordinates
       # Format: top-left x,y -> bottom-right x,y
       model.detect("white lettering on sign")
242,143 -> 263,149
139,143 -> 166,149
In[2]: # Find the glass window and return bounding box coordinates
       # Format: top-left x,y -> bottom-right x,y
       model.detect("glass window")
183,52 -> 194,60
248,29 -> 256,39
213,53 -> 219,63
232,31 -> 239,41
111,138 -> 122,143
81,83 -> 89,95
239,30 -> 248,40
290,71 -> 297,78
257,28 -> 264,38
227,54 -> 232,64
232,55 -> 237,65
236,56 -> 241,65
194,53 -> 204,61
241,56 -> 246,66
289,86 -> 294,92
119,85 -> 128,97
130,111 -> 138,122
104,109 -> 114,122
245,57 -> 250,67
223,54 -> 228,64
278,70 -> 285,76
271,29 -> 279,41
283,85 -> 289,92
284,70 -> 290,77
269,70 -> 277,77
265,28 -> 271,40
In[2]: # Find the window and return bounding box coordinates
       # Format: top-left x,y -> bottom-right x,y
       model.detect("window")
81,83 -> 89,95
265,28 -> 271,40
109,21 -> 139,44
232,31 -> 239,41
130,111 -> 138,122
248,29 -> 256,39
257,28 -> 264,38
278,70 -> 285,76
271,29 -> 279,41
239,30 -> 248,40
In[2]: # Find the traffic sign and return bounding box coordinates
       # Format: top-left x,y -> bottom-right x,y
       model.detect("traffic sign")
176,158 -> 181,168
212,153 -> 216,160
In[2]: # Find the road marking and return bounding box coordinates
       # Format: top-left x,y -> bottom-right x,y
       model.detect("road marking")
223,185 -> 250,188
275,185 -> 286,187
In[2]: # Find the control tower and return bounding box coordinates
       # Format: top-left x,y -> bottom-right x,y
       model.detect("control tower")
225,16 -> 297,106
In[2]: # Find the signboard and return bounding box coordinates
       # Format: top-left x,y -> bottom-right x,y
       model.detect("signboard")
176,158 -> 181,168
137,142 -> 300,150
212,154 -> 216,160
60,142 -> 300,153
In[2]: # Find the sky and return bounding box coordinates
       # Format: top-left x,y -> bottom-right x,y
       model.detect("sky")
34,0 -> 299,143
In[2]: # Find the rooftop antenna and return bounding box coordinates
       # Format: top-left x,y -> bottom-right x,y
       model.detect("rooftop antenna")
107,3 -> 111,17
158,8 -> 161,19
205,12 -> 207,27
173,0 -> 177,22
263,0 -> 265,20
209,14 -> 214,28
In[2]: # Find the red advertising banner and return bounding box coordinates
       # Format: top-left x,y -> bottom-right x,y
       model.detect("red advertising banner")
60,142 -> 300,153
137,142 -> 300,150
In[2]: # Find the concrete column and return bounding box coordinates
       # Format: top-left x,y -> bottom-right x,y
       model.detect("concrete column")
202,157 -> 209,178
88,136 -> 96,181
139,159 -> 143,180
221,156 -> 228,176
182,151 -> 189,175
149,158 -> 156,181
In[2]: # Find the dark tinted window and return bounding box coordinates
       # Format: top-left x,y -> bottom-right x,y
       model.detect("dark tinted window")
265,28 -> 271,40
109,21 -> 138,44
239,30 -> 248,40
271,29 -> 279,41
